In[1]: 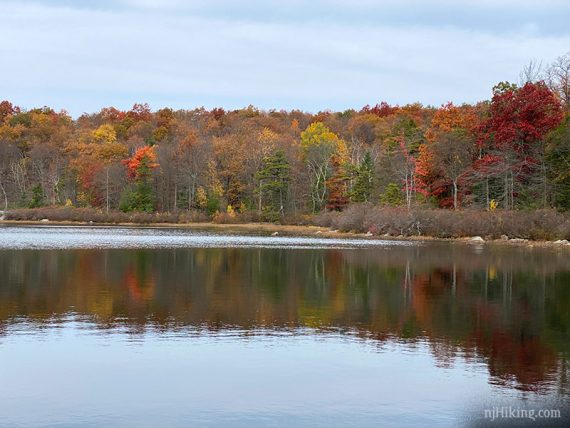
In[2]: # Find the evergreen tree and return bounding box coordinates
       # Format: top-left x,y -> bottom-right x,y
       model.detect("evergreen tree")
255,150 -> 290,220
29,184 -> 44,208
380,183 -> 404,206
350,152 -> 374,203
546,117 -> 570,209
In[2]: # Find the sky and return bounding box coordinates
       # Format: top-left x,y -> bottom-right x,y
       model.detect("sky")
1,0 -> 570,116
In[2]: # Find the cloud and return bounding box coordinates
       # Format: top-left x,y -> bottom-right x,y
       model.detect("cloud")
1,1 -> 569,115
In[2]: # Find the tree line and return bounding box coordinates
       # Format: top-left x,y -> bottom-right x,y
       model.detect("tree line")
1,53 -> 569,220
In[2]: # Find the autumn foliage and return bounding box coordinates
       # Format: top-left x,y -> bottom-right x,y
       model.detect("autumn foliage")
0,60 -> 569,218
122,146 -> 159,180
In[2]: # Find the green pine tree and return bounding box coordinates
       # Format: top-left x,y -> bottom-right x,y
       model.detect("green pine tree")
350,152 -> 374,203
29,184 -> 44,208
255,150 -> 290,221
380,182 -> 404,206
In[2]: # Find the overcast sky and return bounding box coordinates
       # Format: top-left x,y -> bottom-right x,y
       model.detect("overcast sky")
1,0 -> 570,116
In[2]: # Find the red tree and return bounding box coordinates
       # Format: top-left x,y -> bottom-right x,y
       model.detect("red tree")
123,146 -> 158,180
477,82 -> 563,208
360,102 -> 397,118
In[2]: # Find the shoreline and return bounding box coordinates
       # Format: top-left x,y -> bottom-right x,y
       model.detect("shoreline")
2,219 -> 569,249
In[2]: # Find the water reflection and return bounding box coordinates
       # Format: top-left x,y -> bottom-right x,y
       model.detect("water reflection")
1,242 -> 569,399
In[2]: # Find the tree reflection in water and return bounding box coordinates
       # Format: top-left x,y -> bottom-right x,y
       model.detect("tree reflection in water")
0,243 -> 569,396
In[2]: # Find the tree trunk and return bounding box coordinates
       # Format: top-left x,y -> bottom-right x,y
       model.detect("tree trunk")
510,172 -> 514,209
485,178 -> 489,211
405,171 -> 413,211
279,189 -> 284,217
453,179 -> 458,210
105,167 -> 110,214
258,179 -> 262,215
0,180 -> 8,212
504,171 -> 511,210
541,159 -> 548,208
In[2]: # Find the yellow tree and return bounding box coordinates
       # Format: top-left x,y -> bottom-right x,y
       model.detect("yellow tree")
300,122 -> 347,211
93,125 -> 128,212
67,124 -> 127,210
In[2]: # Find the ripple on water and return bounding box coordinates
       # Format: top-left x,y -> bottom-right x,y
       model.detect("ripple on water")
0,226 -> 418,250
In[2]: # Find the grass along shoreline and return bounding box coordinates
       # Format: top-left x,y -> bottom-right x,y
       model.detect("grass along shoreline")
2,206 -> 570,248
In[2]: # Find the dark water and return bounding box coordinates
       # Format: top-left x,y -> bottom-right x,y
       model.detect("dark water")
0,226 -> 569,427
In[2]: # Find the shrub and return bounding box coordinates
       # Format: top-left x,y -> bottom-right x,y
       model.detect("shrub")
313,204 -> 570,240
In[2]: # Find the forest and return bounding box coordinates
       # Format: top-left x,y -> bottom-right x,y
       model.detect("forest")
1,53 -> 570,228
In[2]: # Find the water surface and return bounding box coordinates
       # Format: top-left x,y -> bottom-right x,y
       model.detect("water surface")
0,226 -> 569,427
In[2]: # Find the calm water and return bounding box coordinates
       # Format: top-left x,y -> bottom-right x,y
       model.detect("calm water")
0,226 -> 569,427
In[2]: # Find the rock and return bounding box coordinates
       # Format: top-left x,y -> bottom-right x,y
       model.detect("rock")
365,231 -> 373,237
271,231 -> 279,236
315,230 -> 322,234
509,238 -> 527,243
40,218 -> 49,223
500,235 -> 509,241
469,236 -> 485,243
553,239 -> 569,245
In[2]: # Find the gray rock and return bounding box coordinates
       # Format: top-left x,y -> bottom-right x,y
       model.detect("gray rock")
470,236 -> 485,243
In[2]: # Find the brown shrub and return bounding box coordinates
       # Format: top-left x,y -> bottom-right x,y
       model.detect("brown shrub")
313,205 -> 570,241
178,210 -> 210,223
4,207 -> 210,225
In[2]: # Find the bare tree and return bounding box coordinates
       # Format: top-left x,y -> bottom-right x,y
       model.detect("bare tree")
518,59 -> 543,86
546,51 -> 570,111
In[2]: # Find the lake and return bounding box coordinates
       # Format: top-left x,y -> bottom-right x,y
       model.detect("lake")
0,226 -> 568,427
